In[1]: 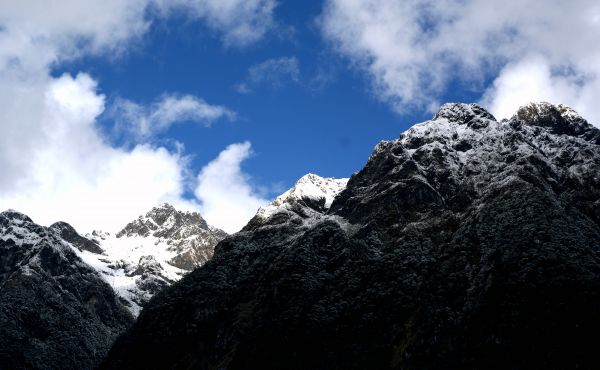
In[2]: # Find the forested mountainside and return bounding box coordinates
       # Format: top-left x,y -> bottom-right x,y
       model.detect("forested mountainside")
103,102 -> 600,369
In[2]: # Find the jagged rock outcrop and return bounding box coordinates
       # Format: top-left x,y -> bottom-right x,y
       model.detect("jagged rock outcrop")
103,102 -> 600,369
0,211 -> 133,370
75,203 -> 227,315
50,221 -> 104,254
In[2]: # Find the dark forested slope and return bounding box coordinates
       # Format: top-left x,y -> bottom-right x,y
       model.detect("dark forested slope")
103,102 -> 600,369
0,211 -> 133,369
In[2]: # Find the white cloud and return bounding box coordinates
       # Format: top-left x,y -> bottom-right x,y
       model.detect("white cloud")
320,0 -> 600,125
113,94 -> 236,141
481,56 -> 600,125
195,142 -> 269,233
0,72 -> 198,232
0,0 -> 150,72
0,0 -> 277,71
0,0 -> 276,232
236,56 -> 300,93
153,0 -> 277,47
480,57 -> 595,121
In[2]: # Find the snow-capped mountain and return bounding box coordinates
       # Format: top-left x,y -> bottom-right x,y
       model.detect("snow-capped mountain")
105,102 -> 600,370
257,173 -> 348,217
245,173 -> 348,230
0,210 -> 133,369
0,203 -> 227,367
69,203 -> 227,315
115,203 -> 227,270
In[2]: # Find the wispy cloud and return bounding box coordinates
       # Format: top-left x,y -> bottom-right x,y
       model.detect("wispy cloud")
151,0 -> 278,47
319,0 -> 600,126
112,94 -> 236,141
236,56 -> 300,93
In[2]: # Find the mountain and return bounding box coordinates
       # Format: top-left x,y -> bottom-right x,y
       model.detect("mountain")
103,102 -> 600,369
0,210 -> 133,370
51,221 -> 104,254
246,173 -> 348,229
73,203 -> 227,315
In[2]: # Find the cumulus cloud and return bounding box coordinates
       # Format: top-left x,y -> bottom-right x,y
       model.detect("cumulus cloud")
320,0 -> 600,125
195,142 -> 269,233
112,94 -> 236,141
481,56 -> 600,124
0,72 -> 197,232
0,0 -> 275,232
236,56 -> 300,93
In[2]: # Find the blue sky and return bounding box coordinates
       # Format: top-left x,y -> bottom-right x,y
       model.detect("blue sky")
52,0 -> 489,200
53,3 -> 431,189
1,0 -> 598,233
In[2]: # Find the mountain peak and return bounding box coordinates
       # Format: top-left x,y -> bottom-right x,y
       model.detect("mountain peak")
117,203 -> 209,239
152,202 -> 175,211
253,173 -> 349,223
67,203 -> 227,314
511,102 -> 594,137
433,103 -> 496,123
1,209 -> 33,224
294,173 -> 349,207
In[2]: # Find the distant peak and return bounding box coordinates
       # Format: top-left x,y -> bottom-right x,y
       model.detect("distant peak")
433,103 -> 496,123
296,173 -> 344,186
511,102 -> 600,144
298,173 -> 322,182
291,174 -> 349,206
116,203 -> 214,239
144,203 -> 197,223
49,221 -> 77,233
253,174 -> 349,223
148,203 -> 176,215
512,102 -> 592,136
514,102 -> 580,117
0,209 -> 33,223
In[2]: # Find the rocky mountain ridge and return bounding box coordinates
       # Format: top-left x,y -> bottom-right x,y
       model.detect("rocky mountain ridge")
72,203 -> 228,315
0,210 -> 133,369
115,203 -> 227,270
104,102 -> 600,369
0,202 -> 230,367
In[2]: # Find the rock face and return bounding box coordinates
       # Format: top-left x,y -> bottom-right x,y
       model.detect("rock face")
75,203 -> 227,315
50,221 -> 104,254
0,210 -> 133,370
103,102 -> 600,369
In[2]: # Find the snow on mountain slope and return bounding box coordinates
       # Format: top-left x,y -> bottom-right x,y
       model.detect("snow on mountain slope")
115,203 -> 227,270
253,173 -> 348,221
241,173 -> 349,233
61,203 -> 227,315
